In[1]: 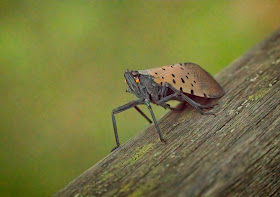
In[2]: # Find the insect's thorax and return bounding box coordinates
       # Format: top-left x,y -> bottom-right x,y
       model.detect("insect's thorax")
138,75 -> 161,102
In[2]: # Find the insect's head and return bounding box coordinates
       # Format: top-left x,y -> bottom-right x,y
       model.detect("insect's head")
124,70 -> 140,83
124,69 -> 141,96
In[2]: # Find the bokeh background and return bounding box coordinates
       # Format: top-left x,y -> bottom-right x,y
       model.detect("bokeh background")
1,1 -> 279,197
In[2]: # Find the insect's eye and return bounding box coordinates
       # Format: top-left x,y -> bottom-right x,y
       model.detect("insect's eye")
132,71 -> 140,77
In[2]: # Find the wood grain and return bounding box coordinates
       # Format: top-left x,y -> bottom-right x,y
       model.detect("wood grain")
54,29 -> 280,197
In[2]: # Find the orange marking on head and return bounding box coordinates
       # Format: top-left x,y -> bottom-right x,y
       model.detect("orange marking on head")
136,78 -> 140,83
125,79 -> 127,83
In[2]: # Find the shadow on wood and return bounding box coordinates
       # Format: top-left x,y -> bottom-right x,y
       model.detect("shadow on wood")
55,29 -> 280,197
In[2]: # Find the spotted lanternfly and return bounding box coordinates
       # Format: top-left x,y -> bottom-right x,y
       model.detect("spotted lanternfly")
111,62 -> 224,151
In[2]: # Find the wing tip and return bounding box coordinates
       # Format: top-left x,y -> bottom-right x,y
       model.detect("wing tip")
208,86 -> 225,98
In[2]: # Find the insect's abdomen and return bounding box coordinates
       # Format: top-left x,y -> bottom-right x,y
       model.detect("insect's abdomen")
145,63 -> 224,98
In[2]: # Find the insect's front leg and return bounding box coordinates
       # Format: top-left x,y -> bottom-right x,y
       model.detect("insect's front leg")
143,96 -> 166,144
139,86 -> 166,143
111,99 -> 144,151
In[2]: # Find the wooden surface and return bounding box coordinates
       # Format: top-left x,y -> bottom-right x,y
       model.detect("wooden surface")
55,29 -> 280,197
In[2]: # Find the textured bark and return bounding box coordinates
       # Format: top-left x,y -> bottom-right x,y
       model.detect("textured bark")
55,29 -> 280,197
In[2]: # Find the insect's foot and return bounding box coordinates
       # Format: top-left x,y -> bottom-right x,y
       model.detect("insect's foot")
204,111 -> 216,116
199,103 -> 217,109
209,103 -> 219,108
111,145 -> 120,152
160,138 -> 167,144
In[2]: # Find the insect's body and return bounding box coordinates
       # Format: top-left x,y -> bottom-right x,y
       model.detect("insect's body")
139,63 -> 224,98
111,62 -> 224,151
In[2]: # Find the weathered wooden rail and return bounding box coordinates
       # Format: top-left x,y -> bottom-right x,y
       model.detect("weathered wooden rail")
55,29 -> 280,197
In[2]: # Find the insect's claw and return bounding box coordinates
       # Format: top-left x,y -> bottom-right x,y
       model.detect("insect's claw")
211,103 -> 219,108
200,110 -> 216,116
161,138 -> 167,144
199,103 -> 217,109
111,145 -> 120,152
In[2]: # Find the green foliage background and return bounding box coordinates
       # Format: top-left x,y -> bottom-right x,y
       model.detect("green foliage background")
0,1 -> 279,197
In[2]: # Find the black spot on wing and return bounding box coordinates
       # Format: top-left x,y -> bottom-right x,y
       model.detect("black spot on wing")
191,89 -> 194,95
191,83 -> 193,87
203,93 -> 207,97
186,75 -> 189,79
172,74 -> 175,77
162,76 -> 164,79
162,68 -> 166,70
180,87 -> 183,91
173,79 -> 176,84
181,78 -> 185,83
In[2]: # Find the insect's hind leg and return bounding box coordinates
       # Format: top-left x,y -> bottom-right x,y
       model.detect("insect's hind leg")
156,90 -> 182,111
179,93 -> 215,115
182,96 -> 215,115
164,83 -> 216,115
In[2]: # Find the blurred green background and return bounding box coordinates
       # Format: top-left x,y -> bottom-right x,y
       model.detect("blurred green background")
1,1 -> 279,197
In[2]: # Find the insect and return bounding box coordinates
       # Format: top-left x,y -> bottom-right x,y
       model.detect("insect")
111,62 -> 224,151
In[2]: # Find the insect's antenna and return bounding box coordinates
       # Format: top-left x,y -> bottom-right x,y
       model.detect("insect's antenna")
124,71 -> 141,96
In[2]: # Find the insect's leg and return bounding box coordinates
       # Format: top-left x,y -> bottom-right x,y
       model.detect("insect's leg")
166,84 -> 215,115
157,83 -> 177,110
134,106 -> 152,124
160,82 -> 214,109
156,92 -> 186,111
158,92 -> 179,103
158,83 -> 187,110
145,100 -> 166,143
159,82 -> 169,99
111,100 -> 144,151
179,93 -> 215,115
